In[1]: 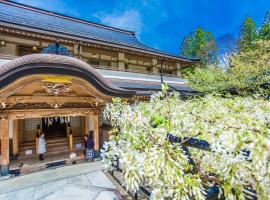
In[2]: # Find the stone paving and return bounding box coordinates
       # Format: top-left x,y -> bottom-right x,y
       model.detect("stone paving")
0,162 -> 122,200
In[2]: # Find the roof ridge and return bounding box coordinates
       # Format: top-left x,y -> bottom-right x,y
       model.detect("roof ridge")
0,0 -> 135,36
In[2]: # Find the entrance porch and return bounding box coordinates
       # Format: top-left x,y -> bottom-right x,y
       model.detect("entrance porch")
1,111 -> 102,176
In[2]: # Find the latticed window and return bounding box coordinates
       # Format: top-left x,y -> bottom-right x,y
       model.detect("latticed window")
18,45 -> 41,56
24,118 -> 40,131
88,59 -> 111,68
70,117 -> 81,128
88,59 -> 99,66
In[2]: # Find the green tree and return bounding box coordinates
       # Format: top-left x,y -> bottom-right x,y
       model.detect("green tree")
186,40 -> 270,98
180,27 -> 218,67
238,16 -> 258,51
259,11 -> 270,40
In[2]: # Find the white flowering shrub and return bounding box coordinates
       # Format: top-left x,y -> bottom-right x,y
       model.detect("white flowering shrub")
102,90 -> 270,200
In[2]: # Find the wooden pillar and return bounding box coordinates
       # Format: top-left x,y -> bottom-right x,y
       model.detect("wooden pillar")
93,114 -> 99,156
67,125 -> 73,153
152,59 -> 159,74
69,133 -> 73,153
12,119 -> 19,158
1,117 -> 9,176
176,62 -> 182,77
118,52 -> 125,70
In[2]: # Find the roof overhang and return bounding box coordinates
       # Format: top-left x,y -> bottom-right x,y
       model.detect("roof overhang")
0,54 -> 136,98
0,22 -> 199,63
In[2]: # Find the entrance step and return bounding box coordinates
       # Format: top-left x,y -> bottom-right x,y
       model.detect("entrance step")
18,136 -> 84,159
20,136 -> 83,147
11,151 -> 85,176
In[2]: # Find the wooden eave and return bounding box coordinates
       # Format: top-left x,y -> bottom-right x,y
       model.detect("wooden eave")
0,23 -> 198,64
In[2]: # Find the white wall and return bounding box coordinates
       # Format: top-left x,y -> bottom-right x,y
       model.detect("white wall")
0,43 -> 16,56
89,116 -> 94,131
9,119 -> 13,139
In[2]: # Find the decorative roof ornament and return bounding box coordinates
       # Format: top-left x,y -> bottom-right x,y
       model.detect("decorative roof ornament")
41,43 -> 72,57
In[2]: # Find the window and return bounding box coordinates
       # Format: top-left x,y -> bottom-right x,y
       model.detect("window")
70,117 -> 80,128
88,59 -> 111,68
24,118 -> 40,131
88,59 -> 99,66
18,45 -> 41,56
100,60 -> 110,67
111,61 -> 118,68
128,64 -> 147,72
160,63 -> 173,75
160,69 -> 173,75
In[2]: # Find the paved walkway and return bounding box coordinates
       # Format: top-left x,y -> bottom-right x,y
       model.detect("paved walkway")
0,162 -> 122,200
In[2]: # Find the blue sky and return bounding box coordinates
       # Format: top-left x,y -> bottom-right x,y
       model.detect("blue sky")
13,0 -> 270,55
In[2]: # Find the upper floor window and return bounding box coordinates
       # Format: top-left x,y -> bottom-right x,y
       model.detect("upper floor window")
160,69 -> 173,75
88,58 -> 111,68
100,60 -> 111,67
18,45 -> 40,56
88,59 -> 100,67
160,62 -> 173,75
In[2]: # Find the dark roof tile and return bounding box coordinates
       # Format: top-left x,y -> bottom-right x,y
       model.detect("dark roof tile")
0,1 -> 199,62
108,78 -> 194,92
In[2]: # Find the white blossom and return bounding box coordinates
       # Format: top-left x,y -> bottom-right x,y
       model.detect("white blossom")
102,93 -> 270,200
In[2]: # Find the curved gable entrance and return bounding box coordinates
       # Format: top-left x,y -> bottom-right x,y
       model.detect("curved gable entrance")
0,53 -> 135,99
0,54 -> 135,175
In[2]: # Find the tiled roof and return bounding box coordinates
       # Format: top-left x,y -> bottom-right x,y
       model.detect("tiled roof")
108,78 -> 193,92
97,69 -> 187,84
0,0 -> 199,62
97,69 -> 194,93
0,55 -> 196,96
0,53 -> 136,97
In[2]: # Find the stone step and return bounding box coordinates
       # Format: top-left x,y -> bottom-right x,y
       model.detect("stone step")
16,152 -> 85,175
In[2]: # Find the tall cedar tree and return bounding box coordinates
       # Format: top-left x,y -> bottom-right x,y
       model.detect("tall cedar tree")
180,27 -> 218,67
259,11 -> 270,40
238,16 -> 257,51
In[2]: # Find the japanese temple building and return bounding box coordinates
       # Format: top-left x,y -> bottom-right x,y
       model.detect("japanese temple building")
0,0 -> 198,175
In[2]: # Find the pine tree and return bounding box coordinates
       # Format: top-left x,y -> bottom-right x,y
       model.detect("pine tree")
238,16 -> 257,51
180,27 -> 218,67
259,11 -> 270,40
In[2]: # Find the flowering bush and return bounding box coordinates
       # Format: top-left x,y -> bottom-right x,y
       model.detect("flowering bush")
102,90 -> 270,200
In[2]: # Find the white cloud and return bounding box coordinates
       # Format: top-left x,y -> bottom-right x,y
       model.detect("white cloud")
95,10 -> 143,37
93,0 -> 168,41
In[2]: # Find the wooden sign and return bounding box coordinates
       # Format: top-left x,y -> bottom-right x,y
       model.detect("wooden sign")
41,76 -> 72,84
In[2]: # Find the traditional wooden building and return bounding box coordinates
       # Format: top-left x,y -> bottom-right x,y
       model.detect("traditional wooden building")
0,0 -> 198,175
